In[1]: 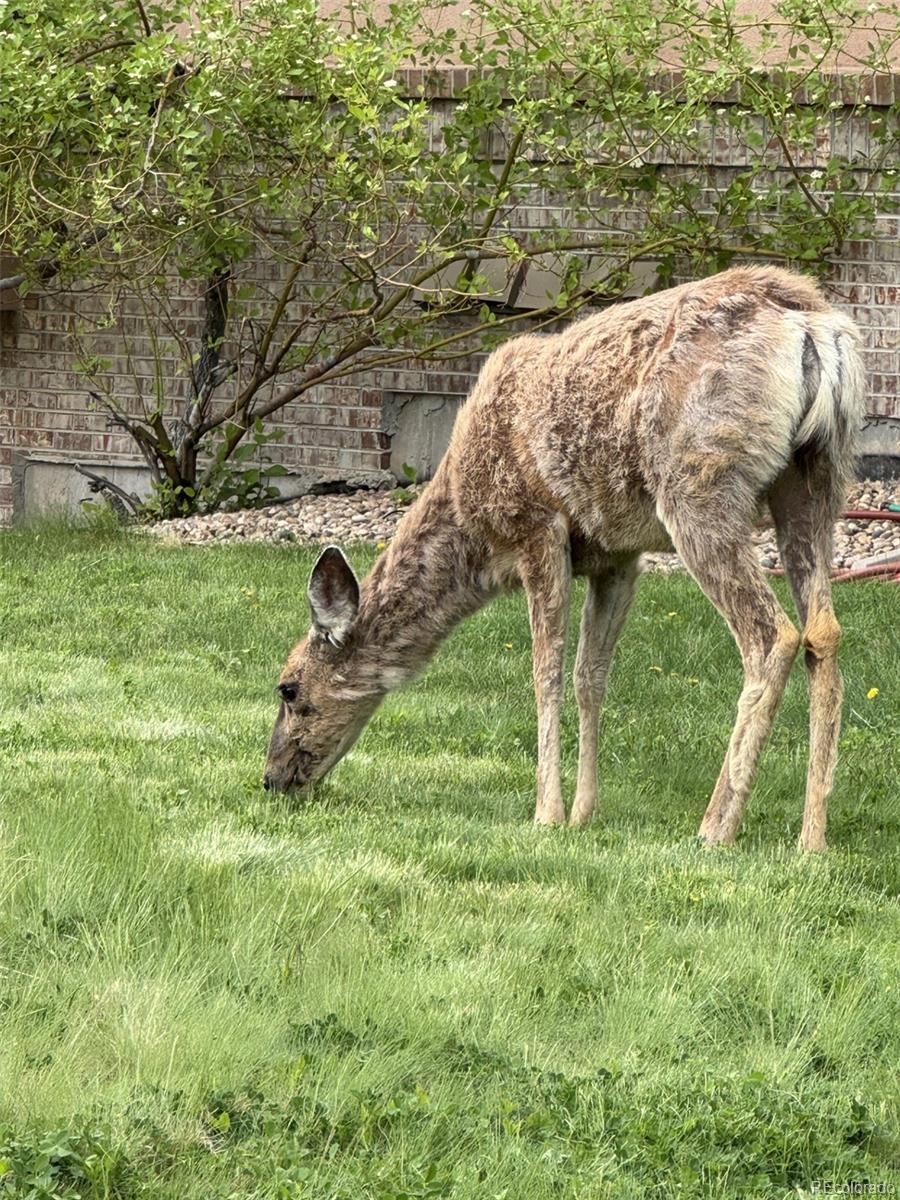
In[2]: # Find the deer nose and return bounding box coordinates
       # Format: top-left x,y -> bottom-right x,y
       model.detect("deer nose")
263,772 -> 273,791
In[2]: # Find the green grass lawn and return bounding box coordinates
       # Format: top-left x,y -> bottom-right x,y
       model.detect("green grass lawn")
0,523 -> 898,1199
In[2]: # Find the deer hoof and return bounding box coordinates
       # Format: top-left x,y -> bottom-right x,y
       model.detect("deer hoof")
696,829 -> 736,848
534,806 -> 566,826
568,809 -> 594,827
798,832 -> 827,853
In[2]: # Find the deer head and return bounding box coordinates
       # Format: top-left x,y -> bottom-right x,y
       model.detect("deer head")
263,546 -> 382,793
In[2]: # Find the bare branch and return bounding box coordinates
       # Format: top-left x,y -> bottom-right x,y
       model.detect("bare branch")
133,0 -> 152,38
74,464 -> 142,519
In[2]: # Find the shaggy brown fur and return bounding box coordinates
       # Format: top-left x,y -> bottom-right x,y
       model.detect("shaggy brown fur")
265,266 -> 864,851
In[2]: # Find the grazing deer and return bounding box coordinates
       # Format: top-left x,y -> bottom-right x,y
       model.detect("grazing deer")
264,266 -> 864,851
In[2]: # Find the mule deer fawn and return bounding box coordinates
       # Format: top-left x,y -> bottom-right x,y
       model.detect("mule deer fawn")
265,267 -> 864,850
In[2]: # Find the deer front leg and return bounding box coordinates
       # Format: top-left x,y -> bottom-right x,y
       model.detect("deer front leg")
521,527 -> 571,825
570,562 -> 638,826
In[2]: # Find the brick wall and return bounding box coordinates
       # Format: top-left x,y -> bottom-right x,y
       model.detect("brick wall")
1,71 -> 898,523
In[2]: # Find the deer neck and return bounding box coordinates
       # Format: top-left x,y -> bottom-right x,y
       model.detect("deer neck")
353,472 -> 494,692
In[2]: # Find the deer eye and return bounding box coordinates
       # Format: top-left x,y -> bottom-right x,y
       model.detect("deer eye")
278,682 -> 299,703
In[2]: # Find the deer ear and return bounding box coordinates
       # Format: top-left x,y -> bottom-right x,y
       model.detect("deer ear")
308,546 -> 359,645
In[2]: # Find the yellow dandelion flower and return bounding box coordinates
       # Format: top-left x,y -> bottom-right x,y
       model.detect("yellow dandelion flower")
649,665 -> 663,673
503,642 -> 513,650
866,687 -> 879,700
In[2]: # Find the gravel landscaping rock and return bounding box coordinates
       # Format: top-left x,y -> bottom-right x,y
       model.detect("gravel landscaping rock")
144,486 -> 413,549
145,478 -> 900,573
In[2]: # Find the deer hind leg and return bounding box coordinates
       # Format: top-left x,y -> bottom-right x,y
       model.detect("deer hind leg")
661,502 -> 801,844
769,462 -> 844,852
570,560 -> 639,826
520,520 -> 572,825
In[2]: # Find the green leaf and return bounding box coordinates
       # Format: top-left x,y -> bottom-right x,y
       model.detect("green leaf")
233,444 -> 258,464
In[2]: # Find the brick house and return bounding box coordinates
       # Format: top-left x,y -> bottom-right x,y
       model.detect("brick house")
1,64 -> 898,522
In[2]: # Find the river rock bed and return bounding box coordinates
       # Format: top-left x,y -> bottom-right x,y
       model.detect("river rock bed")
145,479 -> 900,572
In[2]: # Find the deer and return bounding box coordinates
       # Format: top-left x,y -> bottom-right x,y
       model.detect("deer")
264,266 -> 864,851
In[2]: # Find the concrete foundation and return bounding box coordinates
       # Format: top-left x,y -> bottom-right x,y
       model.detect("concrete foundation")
11,454 -> 392,520
382,391 -> 465,483
13,455 -> 154,519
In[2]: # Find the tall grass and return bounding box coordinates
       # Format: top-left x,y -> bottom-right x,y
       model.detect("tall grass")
0,523 -> 897,1198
